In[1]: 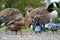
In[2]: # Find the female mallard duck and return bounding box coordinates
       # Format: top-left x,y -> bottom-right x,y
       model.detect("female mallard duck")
0,8 -> 33,35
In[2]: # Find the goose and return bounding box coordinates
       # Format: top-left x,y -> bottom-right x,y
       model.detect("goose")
48,2 -> 59,19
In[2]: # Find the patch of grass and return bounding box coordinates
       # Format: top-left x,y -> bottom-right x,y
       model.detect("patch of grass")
0,27 -> 34,32
1,27 -> 60,33
45,29 -> 60,32
0,27 -> 5,32
57,29 -> 60,32
0,27 -> 11,32
45,30 -> 51,32
22,28 -> 34,32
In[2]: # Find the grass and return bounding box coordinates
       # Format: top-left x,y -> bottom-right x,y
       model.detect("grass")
0,27 -> 60,33
0,27 -> 34,32
0,27 -> 5,32
45,29 -> 60,32
57,29 -> 60,32
45,30 -> 51,32
22,28 -> 34,32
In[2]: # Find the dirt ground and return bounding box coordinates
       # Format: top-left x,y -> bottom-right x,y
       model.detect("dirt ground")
0,32 -> 60,40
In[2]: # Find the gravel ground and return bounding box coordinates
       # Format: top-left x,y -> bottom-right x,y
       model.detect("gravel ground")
0,32 -> 60,40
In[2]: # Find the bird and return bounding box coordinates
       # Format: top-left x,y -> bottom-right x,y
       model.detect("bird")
0,8 -> 23,34
0,17 -> 4,28
0,8 -> 33,35
34,20 -> 42,33
47,2 -> 59,19
27,2 -> 60,31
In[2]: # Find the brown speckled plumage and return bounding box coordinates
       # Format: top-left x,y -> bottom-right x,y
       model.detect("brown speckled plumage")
0,8 -> 32,34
